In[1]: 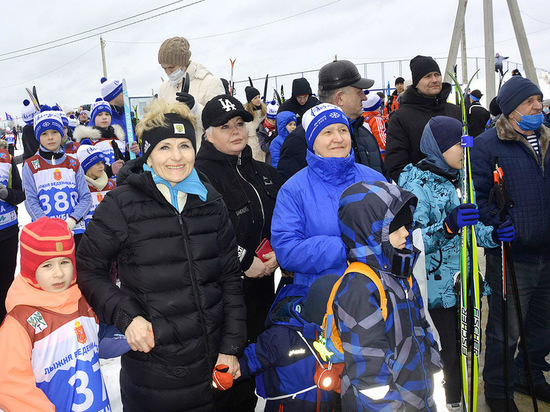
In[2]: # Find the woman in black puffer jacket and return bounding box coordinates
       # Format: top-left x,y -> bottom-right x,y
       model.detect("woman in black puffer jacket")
76,100 -> 246,412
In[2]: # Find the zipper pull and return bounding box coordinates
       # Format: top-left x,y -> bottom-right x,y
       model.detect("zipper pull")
237,154 -> 241,166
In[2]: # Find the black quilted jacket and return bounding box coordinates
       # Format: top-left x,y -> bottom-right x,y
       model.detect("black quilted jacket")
76,161 -> 246,411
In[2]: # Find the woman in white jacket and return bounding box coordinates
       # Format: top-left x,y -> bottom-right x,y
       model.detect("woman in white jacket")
157,36 -> 226,151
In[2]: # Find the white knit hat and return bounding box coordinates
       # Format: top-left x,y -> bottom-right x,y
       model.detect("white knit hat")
100,77 -> 123,102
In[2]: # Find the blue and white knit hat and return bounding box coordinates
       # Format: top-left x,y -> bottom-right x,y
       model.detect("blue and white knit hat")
362,93 -> 382,112
68,115 -> 79,131
100,77 -> 123,102
76,144 -> 107,173
89,98 -> 112,127
54,104 -> 69,128
301,103 -> 350,151
22,99 -> 38,126
33,105 -> 65,140
266,100 -> 279,120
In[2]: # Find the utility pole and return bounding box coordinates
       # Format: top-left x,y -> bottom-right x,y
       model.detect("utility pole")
483,0 -> 496,104
506,0 -> 539,85
461,21 -> 468,84
100,36 -> 108,78
444,0 -> 468,84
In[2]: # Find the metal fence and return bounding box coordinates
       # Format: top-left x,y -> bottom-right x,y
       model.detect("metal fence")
233,57 -> 548,102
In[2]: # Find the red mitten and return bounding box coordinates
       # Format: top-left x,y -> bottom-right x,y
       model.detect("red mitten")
212,364 -> 233,390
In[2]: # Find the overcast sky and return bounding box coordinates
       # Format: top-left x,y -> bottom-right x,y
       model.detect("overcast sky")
1,0 -> 549,119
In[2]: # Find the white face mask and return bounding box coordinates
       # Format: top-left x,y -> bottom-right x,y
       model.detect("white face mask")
168,68 -> 185,86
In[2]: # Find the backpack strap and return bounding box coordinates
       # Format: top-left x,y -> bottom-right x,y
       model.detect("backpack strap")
321,262 -> 414,359
321,262 -> 388,357
345,262 -> 388,321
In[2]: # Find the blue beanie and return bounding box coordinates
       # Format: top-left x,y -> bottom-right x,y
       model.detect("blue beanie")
426,116 -> 462,154
497,76 -> 542,117
76,144 -> 107,173
100,77 -> 123,102
301,103 -> 350,152
89,98 -> 112,127
33,105 -> 65,140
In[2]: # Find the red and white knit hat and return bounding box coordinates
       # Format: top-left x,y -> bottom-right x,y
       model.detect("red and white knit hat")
20,217 -> 76,289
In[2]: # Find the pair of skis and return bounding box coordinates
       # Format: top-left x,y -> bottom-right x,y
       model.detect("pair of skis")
26,86 -> 41,111
448,71 -> 481,412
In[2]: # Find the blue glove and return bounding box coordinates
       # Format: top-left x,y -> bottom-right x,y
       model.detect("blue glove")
444,203 -> 479,234
492,218 -> 515,243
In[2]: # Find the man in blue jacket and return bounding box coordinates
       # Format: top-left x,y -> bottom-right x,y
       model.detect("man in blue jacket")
471,76 -> 550,411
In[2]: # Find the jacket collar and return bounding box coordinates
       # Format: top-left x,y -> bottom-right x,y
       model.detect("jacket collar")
196,139 -> 253,166
495,115 -> 549,165
306,148 -> 356,185
124,157 -> 221,209
401,82 -> 453,111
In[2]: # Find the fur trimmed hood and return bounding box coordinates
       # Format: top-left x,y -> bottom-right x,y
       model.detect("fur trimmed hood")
495,115 -> 549,164
73,124 -> 125,143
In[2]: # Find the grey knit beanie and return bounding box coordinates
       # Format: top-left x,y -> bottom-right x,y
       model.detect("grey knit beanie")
158,37 -> 192,68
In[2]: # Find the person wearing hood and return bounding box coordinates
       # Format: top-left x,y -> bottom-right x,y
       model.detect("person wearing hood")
271,103 -> 385,287
73,98 -> 127,177
385,55 -> 462,182
243,86 -> 268,161
238,275 -> 338,411
471,76 -> 550,411
76,99 -> 246,412
335,180 -> 442,410
270,111 -> 297,169
277,78 -> 319,126
157,36 -> 226,150
398,116 -> 510,411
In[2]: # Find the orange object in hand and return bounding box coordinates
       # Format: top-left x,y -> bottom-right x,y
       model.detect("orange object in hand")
212,364 -> 233,390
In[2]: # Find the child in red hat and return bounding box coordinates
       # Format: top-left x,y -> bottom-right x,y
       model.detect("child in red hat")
0,217 -> 128,412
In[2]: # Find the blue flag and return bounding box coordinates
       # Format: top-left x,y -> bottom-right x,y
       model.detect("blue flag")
5,112 -> 12,121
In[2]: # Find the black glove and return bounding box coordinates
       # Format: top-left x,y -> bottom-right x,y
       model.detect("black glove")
444,203 -> 479,235
175,92 -> 196,113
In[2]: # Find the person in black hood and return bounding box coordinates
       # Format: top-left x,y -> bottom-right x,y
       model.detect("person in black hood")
277,77 -> 319,125
196,94 -> 284,411
385,55 -> 461,182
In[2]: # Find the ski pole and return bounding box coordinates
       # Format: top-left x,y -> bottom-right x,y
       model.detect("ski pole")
492,162 -> 510,411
